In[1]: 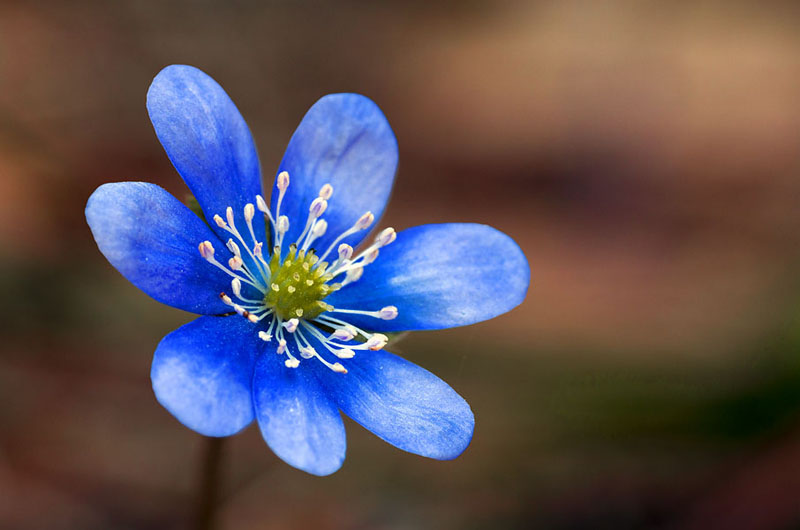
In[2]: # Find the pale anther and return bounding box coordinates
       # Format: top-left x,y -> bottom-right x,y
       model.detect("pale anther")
226,239 -> 241,257
366,334 -> 388,350
309,197 -> 327,218
331,328 -> 355,341
335,348 -> 355,359
344,266 -> 364,284
375,227 -> 396,247
319,183 -> 333,200
379,306 -> 398,320
338,244 -> 353,261
277,215 -> 289,233
244,203 -> 255,222
198,241 -> 215,259
355,211 -> 374,230
363,248 -> 380,265
277,171 -> 290,191
258,331 -> 272,342
312,219 -> 328,238
283,318 -> 299,333
256,194 -> 268,213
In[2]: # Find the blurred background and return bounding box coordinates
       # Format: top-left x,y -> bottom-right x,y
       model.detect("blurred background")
2,1 -> 800,528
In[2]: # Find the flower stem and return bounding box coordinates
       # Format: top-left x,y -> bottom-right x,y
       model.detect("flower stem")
195,436 -> 225,530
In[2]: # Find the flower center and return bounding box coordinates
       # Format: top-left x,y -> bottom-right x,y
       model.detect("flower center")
263,244 -> 338,320
196,171 -> 399,373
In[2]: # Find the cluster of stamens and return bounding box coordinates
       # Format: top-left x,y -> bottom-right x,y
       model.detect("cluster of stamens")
197,171 -> 398,373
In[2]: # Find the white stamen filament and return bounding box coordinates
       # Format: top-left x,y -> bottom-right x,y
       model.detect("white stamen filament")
316,211 -> 374,263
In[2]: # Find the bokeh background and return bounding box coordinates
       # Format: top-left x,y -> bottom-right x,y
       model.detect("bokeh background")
2,1 -> 800,529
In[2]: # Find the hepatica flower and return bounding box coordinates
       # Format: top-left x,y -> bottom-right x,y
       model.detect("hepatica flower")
86,65 -> 529,476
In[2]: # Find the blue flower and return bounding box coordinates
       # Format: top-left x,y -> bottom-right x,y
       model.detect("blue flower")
85,65 -> 530,476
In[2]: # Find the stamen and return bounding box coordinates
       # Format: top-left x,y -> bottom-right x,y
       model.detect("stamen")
258,331 -> 272,341
199,241 -> 262,290
319,183 -> 333,200
326,306 -> 399,320
312,219 -> 328,238
342,266 -> 363,286
198,241 -> 215,259
299,344 -> 316,359
277,170 -> 290,192
365,333 -> 389,350
356,211 -> 375,230
256,194 -> 276,227
241,202 -> 270,279
294,327 -> 348,374
334,348 -> 355,359
309,197 -> 327,218
277,216 -> 290,233
244,202 -> 254,221
338,244 -> 353,261
276,215 -> 290,249
379,306 -> 399,320
331,328 -> 355,341
314,315 -> 377,341
316,211 -> 375,263
253,242 -> 270,273
228,256 -> 243,271
375,227 -> 396,247
363,248 -> 380,265
226,239 -> 241,257
274,172 -> 290,238
301,219 -> 328,252
282,318 -> 299,333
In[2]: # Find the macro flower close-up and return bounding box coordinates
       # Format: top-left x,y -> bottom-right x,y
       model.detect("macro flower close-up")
84,65 -> 530,476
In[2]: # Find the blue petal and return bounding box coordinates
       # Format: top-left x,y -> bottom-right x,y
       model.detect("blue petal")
252,352 -> 346,476
151,316 -> 258,437
86,182 -> 231,314
315,343 -> 474,460
271,93 -> 397,253
324,223 -> 530,331
147,65 -> 266,248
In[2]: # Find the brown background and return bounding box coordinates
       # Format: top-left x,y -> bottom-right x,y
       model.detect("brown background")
2,1 -> 800,529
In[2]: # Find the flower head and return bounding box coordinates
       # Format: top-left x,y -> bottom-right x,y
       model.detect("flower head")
85,65 -> 530,475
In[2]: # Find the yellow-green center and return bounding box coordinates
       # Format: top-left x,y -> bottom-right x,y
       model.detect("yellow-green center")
263,244 -> 339,320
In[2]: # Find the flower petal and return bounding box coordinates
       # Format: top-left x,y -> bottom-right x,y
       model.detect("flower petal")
324,223 -> 530,331
146,65 -> 266,247
252,353 -> 346,476
271,93 -> 398,252
151,316 -> 257,437
316,344 -> 474,460
86,182 -> 231,314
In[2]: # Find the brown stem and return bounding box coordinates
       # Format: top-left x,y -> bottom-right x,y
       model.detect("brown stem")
195,436 -> 225,530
